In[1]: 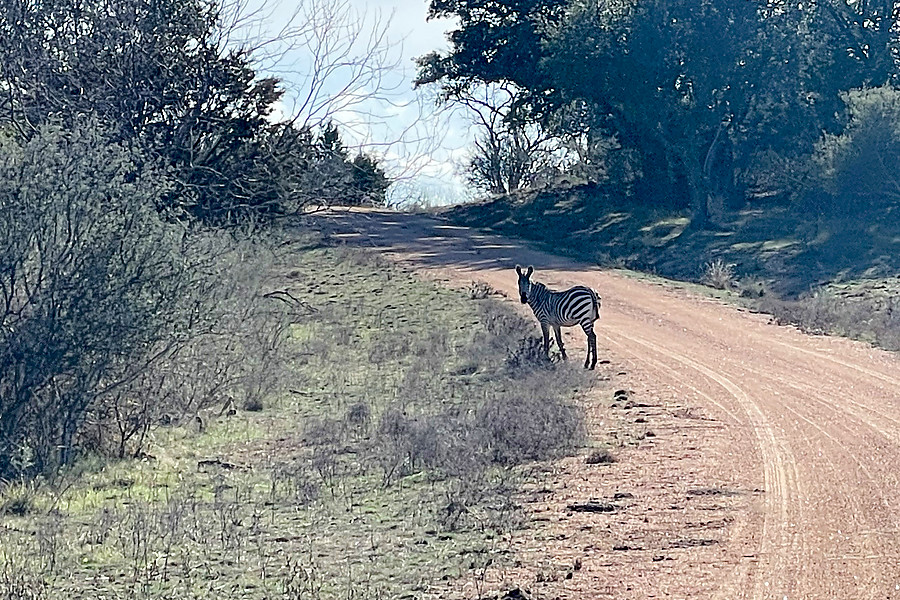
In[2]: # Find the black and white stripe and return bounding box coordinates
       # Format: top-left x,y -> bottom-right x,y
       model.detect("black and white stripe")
516,265 -> 600,369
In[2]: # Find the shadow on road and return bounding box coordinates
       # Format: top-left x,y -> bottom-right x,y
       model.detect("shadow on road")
303,208 -> 598,279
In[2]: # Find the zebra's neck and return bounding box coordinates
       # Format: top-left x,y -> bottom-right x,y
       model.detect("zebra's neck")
528,281 -> 550,310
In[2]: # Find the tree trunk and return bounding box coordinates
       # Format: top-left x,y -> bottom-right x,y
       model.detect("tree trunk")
679,150 -> 711,230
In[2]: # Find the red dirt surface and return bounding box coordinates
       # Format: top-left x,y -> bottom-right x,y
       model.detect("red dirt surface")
310,208 -> 900,599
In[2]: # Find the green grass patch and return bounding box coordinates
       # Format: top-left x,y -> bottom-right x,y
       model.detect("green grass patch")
0,239 -> 589,599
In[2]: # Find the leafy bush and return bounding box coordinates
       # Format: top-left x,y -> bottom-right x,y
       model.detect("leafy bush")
811,86 -> 900,215
0,123 -> 293,477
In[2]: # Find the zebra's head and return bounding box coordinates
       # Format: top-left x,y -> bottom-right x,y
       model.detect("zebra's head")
515,265 -> 534,304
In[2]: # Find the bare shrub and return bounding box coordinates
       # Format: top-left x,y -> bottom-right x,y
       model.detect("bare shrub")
466,281 -> 496,300
0,557 -> 49,600
505,336 -> 551,372
477,375 -> 584,466
374,407 -> 416,485
367,333 -> 412,366
702,258 -> 736,290
269,461 -> 319,506
303,417 -> 345,447
472,301 -> 552,373
477,301 -> 534,341
83,230 -> 294,460
737,276 -> 768,298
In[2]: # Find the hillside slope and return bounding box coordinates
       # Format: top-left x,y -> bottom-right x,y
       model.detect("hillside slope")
443,187 -> 900,299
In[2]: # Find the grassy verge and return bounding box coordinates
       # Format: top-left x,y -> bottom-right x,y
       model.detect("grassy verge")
0,236 -> 590,600
760,278 -> 900,350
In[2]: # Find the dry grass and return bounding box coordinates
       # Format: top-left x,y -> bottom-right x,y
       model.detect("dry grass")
702,258 -> 736,290
0,238 -> 591,600
761,280 -> 900,351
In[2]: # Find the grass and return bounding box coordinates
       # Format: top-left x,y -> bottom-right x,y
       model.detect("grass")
0,236 -> 590,600
761,278 -> 900,350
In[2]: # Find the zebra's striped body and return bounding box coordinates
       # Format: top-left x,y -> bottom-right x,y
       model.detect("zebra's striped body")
516,266 -> 601,369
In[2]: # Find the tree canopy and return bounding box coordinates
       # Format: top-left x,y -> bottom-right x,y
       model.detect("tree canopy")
419,0 -> 900,224
0,0 -> 390,221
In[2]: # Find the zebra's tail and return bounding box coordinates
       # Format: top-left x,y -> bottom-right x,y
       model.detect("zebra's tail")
590,288 -> 601,320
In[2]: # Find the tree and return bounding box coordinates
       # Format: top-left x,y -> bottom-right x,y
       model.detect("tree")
541,0 -> 774,224
419,0 -> 900,225
418,0 -> 761,223
813,85 -> 900,214
350,153 -> 391,205
443,83 -> 562,194
0,0 -> 287,220
417,0 -> 568,106
0,0 -> 395,221
0,121 -> 297,477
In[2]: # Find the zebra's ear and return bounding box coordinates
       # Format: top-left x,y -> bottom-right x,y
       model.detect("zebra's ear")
526,266 -> 533,277
515,265 -> 522,276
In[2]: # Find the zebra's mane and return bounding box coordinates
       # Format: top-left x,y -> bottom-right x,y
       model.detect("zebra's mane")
529,280 -> 551,300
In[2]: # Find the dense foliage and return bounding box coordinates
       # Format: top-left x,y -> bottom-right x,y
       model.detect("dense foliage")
0,0 -> 390,479
419,0 -> 900,225
0,0 -> 389,221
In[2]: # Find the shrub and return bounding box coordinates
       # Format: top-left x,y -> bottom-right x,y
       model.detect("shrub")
0,123 -> 294,477
466,281 -> 496,300
85,229 -> 293,459
0,123 -> 191,477
477,381 -> 584,465
344,402 -> 371,433
243,398 -> 265,412
505,336 -> 551,371
761,286 -> 900,351
811,85 -> 900,216
702,258 -> 736,290
585,448 -> 615,465
0,480 -> 39,516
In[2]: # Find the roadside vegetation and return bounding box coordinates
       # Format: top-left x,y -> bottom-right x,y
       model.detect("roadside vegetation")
443,189 -> 900,354
0,239 -> 590,599
0,0 -> 399,484
0,1 -> 594,597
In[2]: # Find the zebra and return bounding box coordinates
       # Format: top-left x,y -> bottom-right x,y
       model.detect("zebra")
516,265 -> 601,369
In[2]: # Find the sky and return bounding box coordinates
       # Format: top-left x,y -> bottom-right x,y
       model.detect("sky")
241,0 -> 473,206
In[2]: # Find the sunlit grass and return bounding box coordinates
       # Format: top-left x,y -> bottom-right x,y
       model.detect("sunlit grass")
0,242 -> 588,600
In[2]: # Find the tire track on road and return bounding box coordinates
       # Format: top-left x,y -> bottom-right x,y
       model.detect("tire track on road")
603,329 -> 802,599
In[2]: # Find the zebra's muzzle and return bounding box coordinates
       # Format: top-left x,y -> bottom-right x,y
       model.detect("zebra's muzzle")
520,293 -> 528,304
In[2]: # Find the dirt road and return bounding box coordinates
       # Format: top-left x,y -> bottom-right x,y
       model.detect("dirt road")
310,208 -> 900,599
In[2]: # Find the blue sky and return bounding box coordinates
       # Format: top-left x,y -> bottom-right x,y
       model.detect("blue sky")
243,0 -> 472,206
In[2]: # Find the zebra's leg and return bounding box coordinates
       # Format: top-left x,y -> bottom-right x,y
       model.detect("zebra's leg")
553,325 -> 567,359
583,324 -> 597,369
540,322 -> 551,357
588,331 -> 597,369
